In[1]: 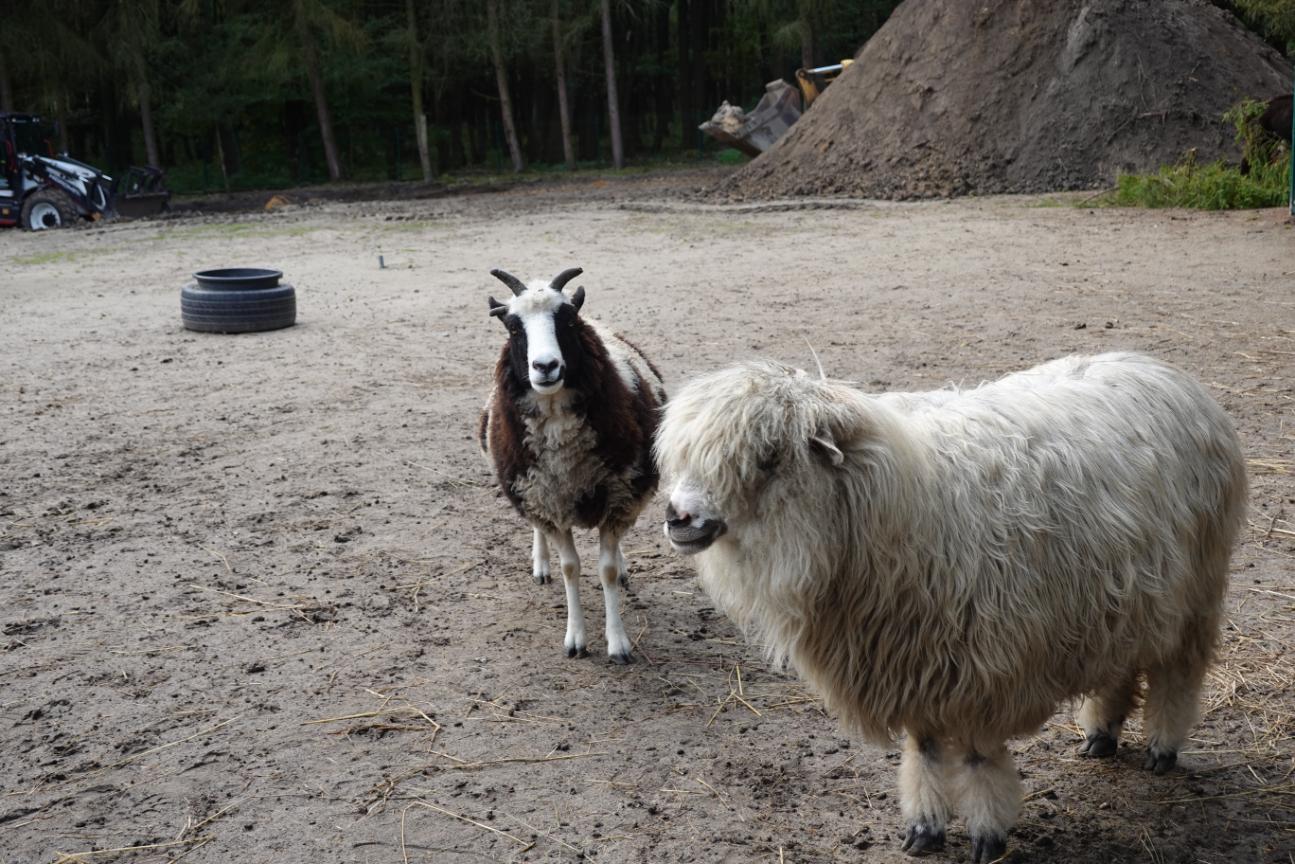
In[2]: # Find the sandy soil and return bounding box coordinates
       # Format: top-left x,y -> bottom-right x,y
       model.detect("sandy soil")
2,172 -> 1293,864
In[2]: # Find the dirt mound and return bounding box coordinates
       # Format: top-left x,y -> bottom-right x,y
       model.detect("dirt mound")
720,0 -> 1292,200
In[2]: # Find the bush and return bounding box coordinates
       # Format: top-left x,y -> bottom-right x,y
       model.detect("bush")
1105,98 -> 1290,210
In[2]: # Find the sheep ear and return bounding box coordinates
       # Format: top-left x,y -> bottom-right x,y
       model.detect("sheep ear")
570,286 -> 585,312
810,434 -> 844,466
488,297 -> 508,318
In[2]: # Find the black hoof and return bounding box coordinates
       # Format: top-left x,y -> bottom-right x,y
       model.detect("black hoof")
609,651 -> 635,665
1079,729 -> 1118,758
534,572 -> 550,585
566,645 -> 588,659
971,833 -> 1007,864
1144,748 -> 1177,774
900,822 -> 945,856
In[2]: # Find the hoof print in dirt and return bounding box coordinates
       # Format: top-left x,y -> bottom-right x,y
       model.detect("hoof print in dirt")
1078,730 -> 1118,758
971,833 -> 1008,864
1144,748 -> 1177,774
901,823 -> 945,856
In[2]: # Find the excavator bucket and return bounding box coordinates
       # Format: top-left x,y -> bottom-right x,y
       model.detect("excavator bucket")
699,61 -> 854,156
699,79 -> 802,157
113,166 -> 170,218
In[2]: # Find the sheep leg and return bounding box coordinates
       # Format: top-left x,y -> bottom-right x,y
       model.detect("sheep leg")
1143,655 -> 1207,774
899,734 -> 949,856
553,529 -> 587,658
598,529 -> 634,664
951,742 -> 1019,864
1076,674 -> 1137,758
616,545 -> 629,589
531,528 -> 551,585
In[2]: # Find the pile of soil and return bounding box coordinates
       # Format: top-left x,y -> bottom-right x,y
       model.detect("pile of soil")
720,0 -> 1293,199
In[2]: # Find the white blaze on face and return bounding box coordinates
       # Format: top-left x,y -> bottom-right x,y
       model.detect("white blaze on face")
509,282 -> 569,395
667,478 -> 712,525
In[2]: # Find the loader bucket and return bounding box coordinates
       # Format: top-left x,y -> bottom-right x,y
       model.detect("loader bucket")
699,79 -> 802,157
114,166 -> 170,219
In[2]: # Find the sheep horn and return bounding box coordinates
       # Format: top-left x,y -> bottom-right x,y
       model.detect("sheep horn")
490,268 -> 528,296
488,296 -> 508,317
549,267 -> 583,293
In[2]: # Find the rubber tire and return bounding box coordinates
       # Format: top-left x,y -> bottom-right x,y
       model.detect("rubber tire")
21,188 -> 78,231
181,282 -> 297,334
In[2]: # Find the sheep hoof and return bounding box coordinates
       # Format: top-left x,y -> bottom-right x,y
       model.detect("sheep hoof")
534,572 -> 550,585
900,822 -> 944,856
566,644 -> 588,659
609,650 -> 635,665
1079,730 -> 1118,758
970,833 -> 1007,863
1144,748 -> 1177,774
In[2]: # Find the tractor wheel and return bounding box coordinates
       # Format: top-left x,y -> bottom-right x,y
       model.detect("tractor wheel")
21,188 -> 78,231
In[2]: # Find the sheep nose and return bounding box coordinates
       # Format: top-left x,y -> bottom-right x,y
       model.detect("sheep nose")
532,358 -> 561,376
665,502 -> 691,527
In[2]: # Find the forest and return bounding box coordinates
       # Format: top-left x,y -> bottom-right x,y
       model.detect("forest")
0,0 -> 1291,194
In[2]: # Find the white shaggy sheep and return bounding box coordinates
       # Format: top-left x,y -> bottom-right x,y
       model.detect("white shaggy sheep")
655,352 -> 1245,862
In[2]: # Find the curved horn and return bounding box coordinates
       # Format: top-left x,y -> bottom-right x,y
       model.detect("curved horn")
489,268 -> 528,296
549,267 -> 583,293
488,296 -> 508,317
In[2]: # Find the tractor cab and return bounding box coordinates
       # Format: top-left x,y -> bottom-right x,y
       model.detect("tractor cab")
0,112 -> 169,229
0,114 -> 59,224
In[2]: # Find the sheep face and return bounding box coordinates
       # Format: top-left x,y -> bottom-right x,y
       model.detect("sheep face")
657,361 -> 850,555
487,268 -> 586,396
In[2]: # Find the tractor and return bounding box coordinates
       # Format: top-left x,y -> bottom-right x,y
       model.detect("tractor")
0,112 -> 169,230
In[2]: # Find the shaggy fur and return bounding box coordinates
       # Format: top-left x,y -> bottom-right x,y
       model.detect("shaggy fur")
480,272 -> 666,662
656,352 -> 1245,859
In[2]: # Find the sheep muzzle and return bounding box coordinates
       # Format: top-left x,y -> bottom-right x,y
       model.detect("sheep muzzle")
664,501 -> 726,554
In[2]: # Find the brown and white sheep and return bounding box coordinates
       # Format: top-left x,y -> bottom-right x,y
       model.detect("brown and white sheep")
479,267 -> 666,663
655,353 -> 1245,861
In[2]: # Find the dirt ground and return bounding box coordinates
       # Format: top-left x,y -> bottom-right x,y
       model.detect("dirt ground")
2,170 -> 1293,864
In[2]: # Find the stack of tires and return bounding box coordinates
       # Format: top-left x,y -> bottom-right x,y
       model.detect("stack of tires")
180,268 -> 297,334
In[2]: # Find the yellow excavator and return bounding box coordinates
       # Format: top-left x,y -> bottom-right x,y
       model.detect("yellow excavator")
699,60 -> 854,157
795,60 -> 855,108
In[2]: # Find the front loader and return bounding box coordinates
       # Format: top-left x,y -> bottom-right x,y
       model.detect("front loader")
0,112 -> 169,230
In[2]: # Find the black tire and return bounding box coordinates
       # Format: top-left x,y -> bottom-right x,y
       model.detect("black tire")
21,188 -> 78,231
181,282 -> 297,334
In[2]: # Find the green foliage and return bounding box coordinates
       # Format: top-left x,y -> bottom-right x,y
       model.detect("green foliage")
1105,99 -> 1289,210
1108,158 -> 1287,210
1230,0 -> 1295,55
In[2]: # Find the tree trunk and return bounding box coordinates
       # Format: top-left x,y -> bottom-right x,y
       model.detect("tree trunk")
653,3 -> 670,152
484,0 -> 523,173
800,14 -> 816,70
486,0 -> 525,172
0,45 -> 13,113
677,0 -> 692,149
599,0 -> 623,169
138,78 -> 160,167
296,3 -> 343,181
552,0 -> 575,170
214,127 -> 230,192
406,0 -> 434,181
